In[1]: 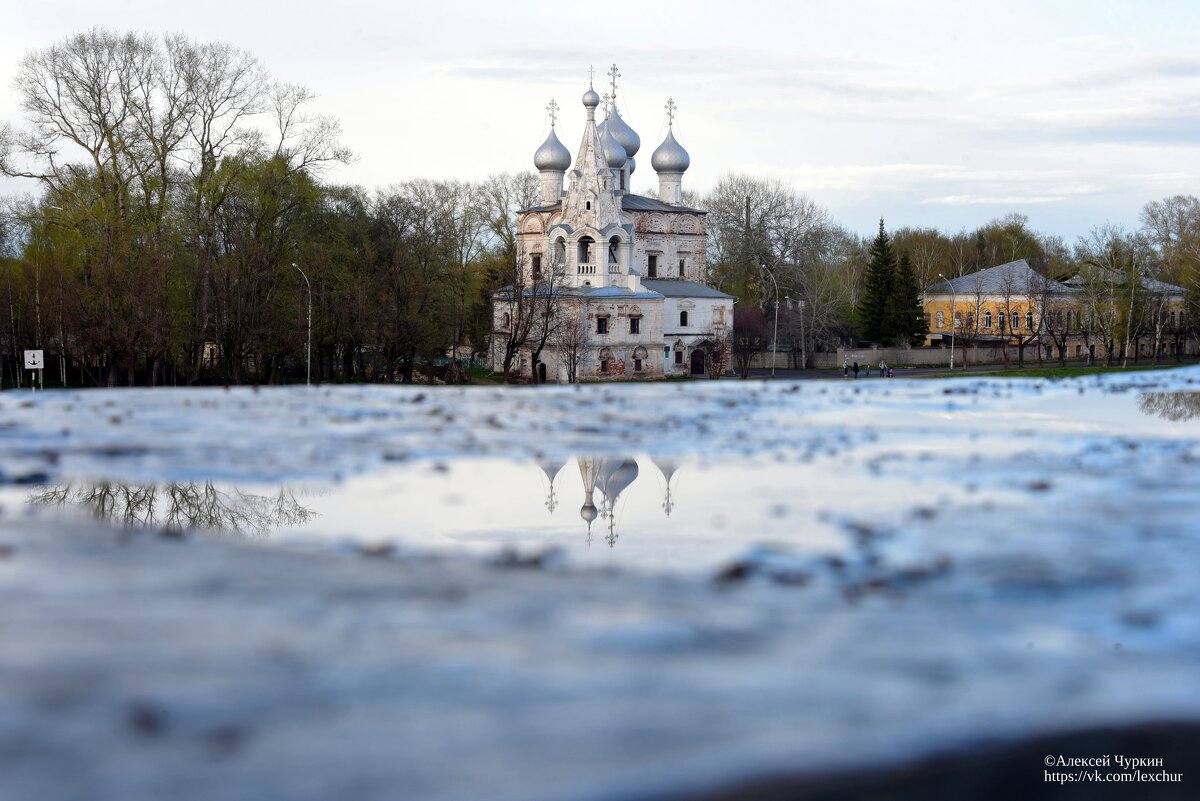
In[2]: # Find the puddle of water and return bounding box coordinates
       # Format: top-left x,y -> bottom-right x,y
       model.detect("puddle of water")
1,386 -> 1197,575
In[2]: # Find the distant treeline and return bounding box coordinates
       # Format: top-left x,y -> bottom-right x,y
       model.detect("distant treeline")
1,29 -> 1197,386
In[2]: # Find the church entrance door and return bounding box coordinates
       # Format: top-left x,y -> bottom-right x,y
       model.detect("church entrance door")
690,349 -> 706,376
536,362 -> 547,383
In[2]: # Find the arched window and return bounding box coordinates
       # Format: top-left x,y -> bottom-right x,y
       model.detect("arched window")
531,253 -> 542,280
678,258 -> 686,277
680,310 -> 689,327
984,311 -> 992,328
599,348 -> 613,374
632,346 -> 648,372
608,236 -> 620,265
503,312 -> 511,329
1011,311 -> 1020,330
935,311 -> 945,329
554,237 -> 566,266
998,312 -> 1006,331
953,311 -> 962,329
1025,311 -> 1034,329
578,236 -> 594,265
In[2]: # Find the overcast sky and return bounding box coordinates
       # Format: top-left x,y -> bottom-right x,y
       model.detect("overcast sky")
3,0 -> 1198,241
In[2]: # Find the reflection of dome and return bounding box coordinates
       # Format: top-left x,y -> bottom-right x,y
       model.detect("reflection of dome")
580,499 -> 599,523
599,459 -> 638,510
533,129 -> 571,172
651,128 -> 690,173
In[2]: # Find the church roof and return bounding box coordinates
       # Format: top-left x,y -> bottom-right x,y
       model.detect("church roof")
621,194 -> 705,213
519,194 -> 705,215
641,279 -> 734,299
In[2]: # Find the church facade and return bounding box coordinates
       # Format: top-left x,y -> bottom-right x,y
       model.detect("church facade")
489,69 -> 734,382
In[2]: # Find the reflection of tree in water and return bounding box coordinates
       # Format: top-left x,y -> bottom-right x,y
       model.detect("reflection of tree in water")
29,482 -> 316,536
1137,392 -> 1200,422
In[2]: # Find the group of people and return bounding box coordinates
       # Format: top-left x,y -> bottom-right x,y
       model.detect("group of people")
843,359 -> 894,379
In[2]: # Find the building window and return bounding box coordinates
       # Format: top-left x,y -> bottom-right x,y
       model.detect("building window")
935,311 -> 945,329
531,254 -> 542,280
648,254 -> 658,278
954,311 -> 962,329
984,311 -> 992,328
998,313 -> 1006,331
503,312 -> 511,329
678,258 -> 685,277
966,312 -> 974,330
596,316 -> 608,335
578,236 -> 594,264
680,310 -> 689,327
664,346 -> 670,358
554,237 -> 566,266
1025,311 -> 1033,329
586,201 -> 591,211
608,236 -> 620,265
674,350 -> 683,365
633,346 -> 647,371
1011,311 -> 1020,330
629,316 -> 641,335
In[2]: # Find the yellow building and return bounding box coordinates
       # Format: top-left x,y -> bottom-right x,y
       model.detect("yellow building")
922,259 -> 1195,361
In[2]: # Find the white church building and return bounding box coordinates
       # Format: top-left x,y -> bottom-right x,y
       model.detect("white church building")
489,68 -> 734,382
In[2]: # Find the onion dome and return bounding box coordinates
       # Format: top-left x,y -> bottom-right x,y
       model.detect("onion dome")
628,156 -> 636,175
651,128 -> 690,173
533,129 -> 571,171
606,106 -> 641,157
582,85 -> 601,109
600,122 -> 627,169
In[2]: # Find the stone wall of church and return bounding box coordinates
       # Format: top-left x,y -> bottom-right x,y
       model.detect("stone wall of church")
629,211 -> 707,282
661,295 -> 734,376
579,297 -> 665,381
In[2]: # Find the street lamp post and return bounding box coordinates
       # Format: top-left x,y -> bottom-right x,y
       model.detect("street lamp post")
760,263 -> 779,377
292,262 -> 312,385
938,272 -> 956,371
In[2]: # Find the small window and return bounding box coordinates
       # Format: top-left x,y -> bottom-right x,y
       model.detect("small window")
586,201 -> 591,210
531,254 -> 542,279
935,311 -> 945,329
648,254 -> 658,278
634,358 -> 643,371
674,350 -> 683,365
1025,311 -> 1033,329
680,310 -> 689,327
953,311 -> 962,328
503,312 -> 511,328
998,313 -> 1006,331
599,358 -> 608,373
984,311 -> 992,328
1011,311 -> 1020,330
678,258 -> 685,277
596,316 -> 608,335
664,347 -> 670,358
629,316 -> 640,335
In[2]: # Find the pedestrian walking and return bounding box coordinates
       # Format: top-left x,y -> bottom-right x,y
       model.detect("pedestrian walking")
879,359 -> 886,377
852,361 -> 860,379
843,359 -> 849,378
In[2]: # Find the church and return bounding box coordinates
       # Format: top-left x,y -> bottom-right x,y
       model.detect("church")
489,67 -> 734,382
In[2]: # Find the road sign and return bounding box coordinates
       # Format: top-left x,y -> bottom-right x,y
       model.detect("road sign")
24,350 -> 44,370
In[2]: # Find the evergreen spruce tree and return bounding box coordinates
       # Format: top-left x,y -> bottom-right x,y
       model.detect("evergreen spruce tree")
887,251 -> 929,346
857,218 -> 896,342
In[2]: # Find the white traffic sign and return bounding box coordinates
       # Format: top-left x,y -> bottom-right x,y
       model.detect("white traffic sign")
24,349 -> 44,370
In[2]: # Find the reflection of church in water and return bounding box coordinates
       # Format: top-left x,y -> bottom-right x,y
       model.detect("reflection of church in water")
538,456 -> 678,547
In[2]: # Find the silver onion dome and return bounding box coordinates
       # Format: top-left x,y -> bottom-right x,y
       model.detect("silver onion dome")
600,122 -> 627,169
606,106 -> 640,157
628,156 -> 636,175
651,128 -> 690,173
582,86 -> 601,108
533,129 -> 571,171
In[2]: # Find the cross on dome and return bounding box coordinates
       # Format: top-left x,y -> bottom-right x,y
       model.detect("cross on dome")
607,63 -> 621,102
546,98 -> 559,128
665,97 -> 678,127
